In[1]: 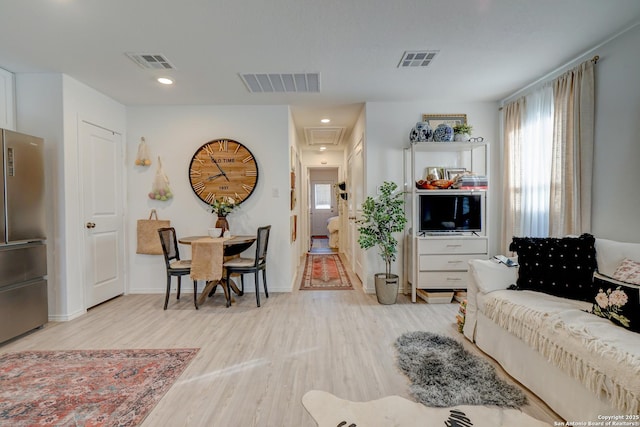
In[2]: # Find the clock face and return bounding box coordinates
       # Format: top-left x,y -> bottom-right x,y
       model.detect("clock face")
188,139 -> 259,205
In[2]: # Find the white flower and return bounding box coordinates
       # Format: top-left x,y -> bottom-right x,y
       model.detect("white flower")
595,291 -> 609,309
609,288 -> 628,307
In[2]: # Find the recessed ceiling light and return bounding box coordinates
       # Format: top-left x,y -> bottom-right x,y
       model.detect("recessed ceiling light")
321,118 -> 330,123
157,77 -> 174,85
319,146 -> 327,151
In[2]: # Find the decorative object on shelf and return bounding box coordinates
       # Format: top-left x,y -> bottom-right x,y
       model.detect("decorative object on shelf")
453,123 -> 473,142
357,181 -> 407,304
432,123 -> 454,142
421,113 -> 467,128
416,179 -> 452,190
210,196 -> 237,234
148,157 -> 173,201
409,121 -> 433,143
188,139 -> 259,205
450,172 -> 488,189
416,166 -> 452,189
425,166 -> 445,181
445,168 -> 467,180
135,137 -> 151,166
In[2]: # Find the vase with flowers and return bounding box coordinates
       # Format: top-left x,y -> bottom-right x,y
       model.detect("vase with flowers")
210,196 -> 237,234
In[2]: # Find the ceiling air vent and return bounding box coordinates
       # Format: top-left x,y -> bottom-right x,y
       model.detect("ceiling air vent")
126,53 -> 175,70
304,127 -> 345,146
239,73 -> 320,93
398,50 -> 438,68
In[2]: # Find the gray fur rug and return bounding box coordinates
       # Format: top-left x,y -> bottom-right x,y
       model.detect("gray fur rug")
394,331 -> 527,408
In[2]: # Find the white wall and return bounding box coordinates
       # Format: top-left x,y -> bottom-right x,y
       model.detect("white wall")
126,105 -> 293,295
0,67 -> 15,130
590,24 -> 640,243
288,107 -> 303,284
364,101 -> 499,291
16,73 -> 126,320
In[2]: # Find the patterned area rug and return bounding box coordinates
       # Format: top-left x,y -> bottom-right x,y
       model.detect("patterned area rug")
300,254 -> 353,290
302,390 -> 551,427
0,348 -> 198,426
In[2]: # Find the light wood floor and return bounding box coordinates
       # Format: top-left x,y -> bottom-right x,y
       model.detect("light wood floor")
0,253 -> 561,426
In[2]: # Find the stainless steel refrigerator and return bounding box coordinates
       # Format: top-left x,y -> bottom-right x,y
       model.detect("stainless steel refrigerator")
0,128 -> 47,344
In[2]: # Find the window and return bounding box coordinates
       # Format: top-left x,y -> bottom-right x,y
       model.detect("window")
502,59 -> 594,250
314,184 -> 332,209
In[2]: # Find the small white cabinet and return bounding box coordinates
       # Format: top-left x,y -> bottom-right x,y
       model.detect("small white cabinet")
404,142 -> 490,302
413,236 -> 488,290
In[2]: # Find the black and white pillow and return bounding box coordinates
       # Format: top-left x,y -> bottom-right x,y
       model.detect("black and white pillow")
588,272 -> 640,333
508,233 -> 597,301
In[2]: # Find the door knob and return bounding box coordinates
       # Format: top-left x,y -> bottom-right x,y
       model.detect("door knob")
86,222 -> 96,229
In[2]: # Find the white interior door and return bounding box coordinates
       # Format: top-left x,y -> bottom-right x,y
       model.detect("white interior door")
81,121 -> 125,308
310,179 -> 336,236
348,137 -> 364,280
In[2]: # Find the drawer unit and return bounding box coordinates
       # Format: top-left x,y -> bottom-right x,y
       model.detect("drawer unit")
419,253 -> 481,271
410,237 -> 488,292
417,271 -> 467,289
418,238 -> 487,255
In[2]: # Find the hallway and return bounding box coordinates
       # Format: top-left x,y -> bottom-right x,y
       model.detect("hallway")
308,236 -> 338,254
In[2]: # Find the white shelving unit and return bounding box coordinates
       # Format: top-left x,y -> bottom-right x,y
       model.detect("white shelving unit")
404,142 -> 490,303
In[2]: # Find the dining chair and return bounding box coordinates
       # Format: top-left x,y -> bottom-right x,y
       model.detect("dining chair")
158,227 -> 198,310
223,225 -> 271,307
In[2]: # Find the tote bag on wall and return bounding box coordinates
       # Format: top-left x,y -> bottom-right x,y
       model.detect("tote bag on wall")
136,209 -> 170,255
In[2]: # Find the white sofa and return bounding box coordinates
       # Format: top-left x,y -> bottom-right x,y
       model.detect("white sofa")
463,238 -> 640,421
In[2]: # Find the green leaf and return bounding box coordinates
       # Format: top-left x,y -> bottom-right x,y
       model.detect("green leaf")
357,181 -> 407,275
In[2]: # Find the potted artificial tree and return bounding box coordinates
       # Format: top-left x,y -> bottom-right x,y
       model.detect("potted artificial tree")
357,181 -> 407,304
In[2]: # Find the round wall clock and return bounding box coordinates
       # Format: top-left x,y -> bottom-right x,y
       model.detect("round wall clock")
188,138 -> 259,205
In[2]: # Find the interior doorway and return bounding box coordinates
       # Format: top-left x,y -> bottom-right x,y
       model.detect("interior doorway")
308,167 -> 339,248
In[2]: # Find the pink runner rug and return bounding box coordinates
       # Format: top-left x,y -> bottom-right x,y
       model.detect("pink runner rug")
300,254 -> 353,290
0,348 -> 198,426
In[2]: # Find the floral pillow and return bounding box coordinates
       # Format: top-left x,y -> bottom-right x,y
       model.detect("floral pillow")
612,258 -> 640,285
588,273 -> 640,333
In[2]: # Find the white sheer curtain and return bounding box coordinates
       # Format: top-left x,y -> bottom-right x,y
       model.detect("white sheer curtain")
501,86 -> 553,251
501,59 -> 594,247
520,85 -> 554,237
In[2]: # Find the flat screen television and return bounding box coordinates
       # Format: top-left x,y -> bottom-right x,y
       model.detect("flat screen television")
419,193 -> 484,234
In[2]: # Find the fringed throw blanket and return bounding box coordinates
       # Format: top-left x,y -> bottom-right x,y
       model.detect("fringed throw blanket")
483,291 -> 640,415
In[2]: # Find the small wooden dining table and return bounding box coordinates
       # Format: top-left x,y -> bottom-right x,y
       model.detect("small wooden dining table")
179,235 -> 256,305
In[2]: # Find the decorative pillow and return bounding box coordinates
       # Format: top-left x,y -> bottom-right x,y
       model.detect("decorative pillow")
612,258 -> 640,285
587,273 -> 640,333
508,233 -> 597,301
